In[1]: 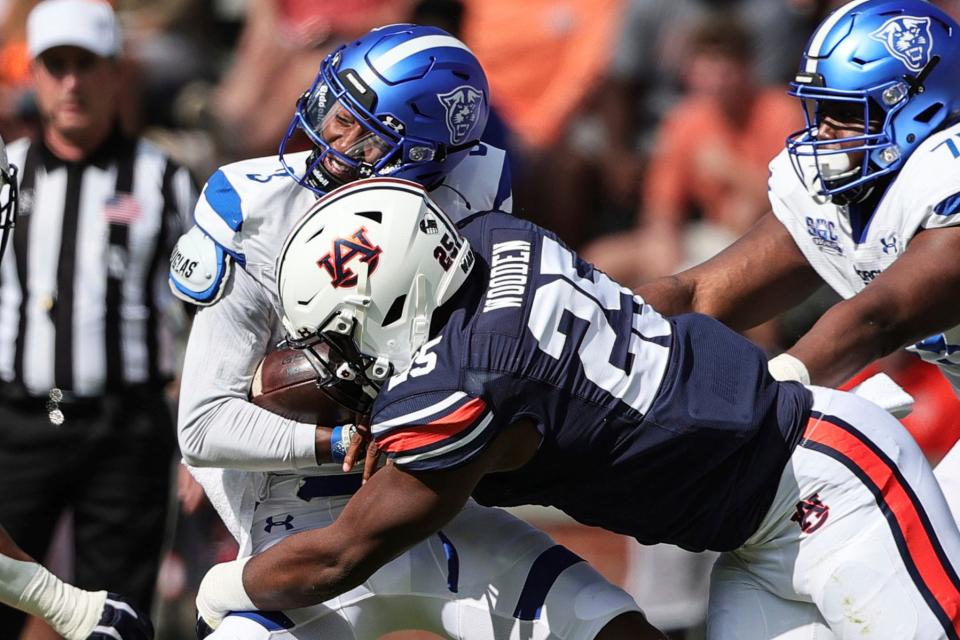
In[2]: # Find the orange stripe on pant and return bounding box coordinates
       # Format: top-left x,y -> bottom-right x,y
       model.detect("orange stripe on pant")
802,415 -> 960,635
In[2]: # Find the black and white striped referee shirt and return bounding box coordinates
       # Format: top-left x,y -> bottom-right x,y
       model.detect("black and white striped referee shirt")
0,130 -> 197,398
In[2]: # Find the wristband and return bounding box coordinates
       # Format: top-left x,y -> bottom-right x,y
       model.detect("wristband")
331,426 -> 345,463
331,425 -> 358,464
768,353 -> 811,385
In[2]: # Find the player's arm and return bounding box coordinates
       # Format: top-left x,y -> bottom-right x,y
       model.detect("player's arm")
255,459 -> 482,605
786,225 -> 960,387
177,266 -> 330,471
0,527 -> 153,640
197,419 -> 542,620
636,212 -> 823,328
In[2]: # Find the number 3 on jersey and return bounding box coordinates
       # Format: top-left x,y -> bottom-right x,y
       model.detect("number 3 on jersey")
528,238 -> 671,415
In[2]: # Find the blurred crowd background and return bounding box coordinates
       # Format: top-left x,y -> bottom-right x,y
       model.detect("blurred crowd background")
5,0 -> 960,638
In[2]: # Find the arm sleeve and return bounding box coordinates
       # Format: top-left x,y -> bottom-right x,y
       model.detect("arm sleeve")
177,266 -> 320,471
371,391 -> 497,471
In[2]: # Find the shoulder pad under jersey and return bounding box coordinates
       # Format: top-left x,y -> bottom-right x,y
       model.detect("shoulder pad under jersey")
193,169 -> 247,264
433,144 -> 513,220
168,225 -> 232,306
192,155 -> 308,267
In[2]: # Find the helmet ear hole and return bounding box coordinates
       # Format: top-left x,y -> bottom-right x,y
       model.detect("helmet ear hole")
382,294 -> 407,327
914,102 -> 943,123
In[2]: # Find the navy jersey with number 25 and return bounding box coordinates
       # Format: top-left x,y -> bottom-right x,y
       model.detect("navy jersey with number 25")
370,212 -> 812,552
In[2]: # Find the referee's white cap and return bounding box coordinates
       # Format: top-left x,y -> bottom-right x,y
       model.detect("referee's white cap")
27,0 -> 121,60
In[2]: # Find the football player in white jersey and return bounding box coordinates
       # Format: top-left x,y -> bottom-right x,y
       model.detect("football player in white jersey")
171,25 -> 652,640
633,0 -> 960,518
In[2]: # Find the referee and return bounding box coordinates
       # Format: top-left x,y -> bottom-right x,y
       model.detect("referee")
0,0 -> 197,635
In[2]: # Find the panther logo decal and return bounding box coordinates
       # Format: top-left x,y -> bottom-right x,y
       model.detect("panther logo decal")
438,86 -> 484,146
869,16 -> 933,73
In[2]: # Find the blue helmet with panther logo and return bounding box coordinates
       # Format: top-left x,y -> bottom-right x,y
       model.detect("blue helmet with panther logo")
786,0 -> 960,203
279,24 -> 490,197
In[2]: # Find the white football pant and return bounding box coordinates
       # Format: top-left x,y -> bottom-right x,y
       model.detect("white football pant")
709,386 -> 960,639
205,476 -> 640,640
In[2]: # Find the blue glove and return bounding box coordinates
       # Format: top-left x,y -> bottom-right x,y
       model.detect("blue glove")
86,593 -> 154,640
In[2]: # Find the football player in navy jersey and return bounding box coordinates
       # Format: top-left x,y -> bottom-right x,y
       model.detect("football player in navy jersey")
176,24 -> 655,640
197,179 -> 960,639
629,0 -> 960,524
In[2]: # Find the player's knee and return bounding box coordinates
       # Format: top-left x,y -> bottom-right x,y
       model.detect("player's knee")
817,561 -> 920,638
205,615 -> 276,640
594,611 -> 668,640
542,560 -> 646,638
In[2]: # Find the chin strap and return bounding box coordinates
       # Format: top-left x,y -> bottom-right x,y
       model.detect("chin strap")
904,55 -> 940,97
435,139 -> 481,163
409,273 -> 430,356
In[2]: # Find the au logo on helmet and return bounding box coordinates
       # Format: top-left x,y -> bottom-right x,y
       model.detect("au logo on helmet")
869,15 -> 933,72
316,227 -> 383,288
438,86 -> 484,145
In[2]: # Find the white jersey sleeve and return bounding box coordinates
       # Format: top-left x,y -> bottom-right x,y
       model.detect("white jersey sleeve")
177,265 -> 319,471
909,124 -> 960,230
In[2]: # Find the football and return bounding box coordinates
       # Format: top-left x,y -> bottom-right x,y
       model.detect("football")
250,347 -> 369,426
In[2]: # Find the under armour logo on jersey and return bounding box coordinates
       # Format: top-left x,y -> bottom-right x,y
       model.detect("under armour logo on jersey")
264,514 -> 295,533
791,492 -> 829,534
870,16 -> 933,73
880,233 -> 899,255
317,227 -> 383,288
438,86 -> 484,145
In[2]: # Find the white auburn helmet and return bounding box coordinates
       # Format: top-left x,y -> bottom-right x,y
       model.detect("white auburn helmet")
277,177 -> 474,389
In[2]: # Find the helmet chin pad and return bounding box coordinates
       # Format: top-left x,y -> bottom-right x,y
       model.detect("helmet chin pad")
817,151 -> 858,182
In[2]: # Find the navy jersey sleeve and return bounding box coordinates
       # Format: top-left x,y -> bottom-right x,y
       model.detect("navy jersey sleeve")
371,390 -> 498,471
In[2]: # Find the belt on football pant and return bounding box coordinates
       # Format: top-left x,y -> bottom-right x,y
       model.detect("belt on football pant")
296,473 -> 363,500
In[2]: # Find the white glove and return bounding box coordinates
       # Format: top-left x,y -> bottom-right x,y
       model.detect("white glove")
768,353 -> 811,385
849,372 -> 915,418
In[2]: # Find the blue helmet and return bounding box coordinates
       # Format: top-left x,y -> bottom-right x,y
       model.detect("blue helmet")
279,24 -> 490,196
786,0 -> 960,203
